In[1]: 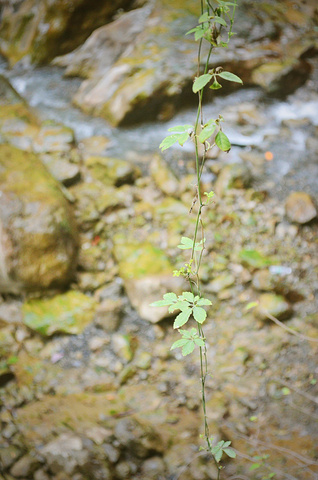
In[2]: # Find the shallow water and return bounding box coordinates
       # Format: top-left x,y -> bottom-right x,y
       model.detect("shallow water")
1,56 -> 318,199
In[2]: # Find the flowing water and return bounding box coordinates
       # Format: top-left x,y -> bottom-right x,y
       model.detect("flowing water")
1,56 -> 318,201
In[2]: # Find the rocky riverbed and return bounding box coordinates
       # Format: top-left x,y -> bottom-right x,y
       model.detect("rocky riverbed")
0,1 -> 318,479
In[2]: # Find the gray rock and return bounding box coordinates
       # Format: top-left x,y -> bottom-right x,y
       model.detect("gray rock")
254,293 -> 292,321
40,434 -> 89,475
285,191 -> 317,224
0,144 -> 78,294
10,453 -> 41,477
214,163 -> 252,197
0,0 -> 135,65
114,417 -> 164,458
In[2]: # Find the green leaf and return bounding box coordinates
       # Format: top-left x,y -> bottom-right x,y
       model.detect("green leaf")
250,463 -> 261,471
168,125 -> 192,133
177,236 -> 193,249
178,329 -> 194,339
171,338 -> 189,350
159,134 -> 181,151
194,338 -> 205,347
150,299 -> 172,307
196,298 -> 212,306
193,74 -> 212,93
163,292 -> 178,302
181,291 -> 194,302
213,16 -> 227,26
198,123 -> 216,143
195,26 -> 208,41
218,71 -> 243,84
178,132 -> 190,146
173,308 -> 192,329
182,340 -> 195,356
215,130 -> 231,152
222,441 -> 231,448
245,301 -> 258,311
210,80 -> 222,90
169,301 -> 190,313
199,12 -> 210,23
224,448 -> 236,458
213,447 -> 223,463
193,306 -> 207,324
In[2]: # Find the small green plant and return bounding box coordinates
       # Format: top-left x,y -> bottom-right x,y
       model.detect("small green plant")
250,454 -> 276,479
152,0 -> 241,477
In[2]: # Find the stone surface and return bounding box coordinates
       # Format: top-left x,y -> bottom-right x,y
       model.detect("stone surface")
84,155 -> 140,187
0,144 -> 78,293
254,293 -> 292,321
206,273 -> 235,293
214,163 -> 252,197
0,0 -> 134,65
251,58 -> 312,96
150,154 -> 180,197
113,236 -> 184,323
22,291 -> 97,336
285,191 -> 317,224
40,434 -> 89,475
54,0 -> 314,125
10,453 -> 41,477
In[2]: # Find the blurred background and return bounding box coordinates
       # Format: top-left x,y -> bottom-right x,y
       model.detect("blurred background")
0,1 -> 317,479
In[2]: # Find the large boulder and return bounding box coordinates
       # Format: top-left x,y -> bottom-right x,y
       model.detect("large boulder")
54,0 -> 315,126
0,0 -> 134,65
113,235 -> 184,323
0,144 -> 78,293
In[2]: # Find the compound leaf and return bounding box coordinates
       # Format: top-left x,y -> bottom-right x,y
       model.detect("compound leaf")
173,308 -> 192,329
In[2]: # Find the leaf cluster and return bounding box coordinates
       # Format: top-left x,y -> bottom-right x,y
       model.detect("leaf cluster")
208,440 -> 236,462
193,70 -> 242,94
160,116 -> 231,152
171,327 -> 205,356
177,236 -> 205,252
150,291 -> 212,329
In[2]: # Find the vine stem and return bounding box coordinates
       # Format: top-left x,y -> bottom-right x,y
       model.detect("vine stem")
188,2 -> 238,477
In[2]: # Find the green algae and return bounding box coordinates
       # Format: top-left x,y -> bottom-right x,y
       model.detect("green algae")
23,291 -> 97,336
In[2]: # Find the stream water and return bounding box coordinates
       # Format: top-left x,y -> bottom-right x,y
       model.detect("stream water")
1,56 -> 318,202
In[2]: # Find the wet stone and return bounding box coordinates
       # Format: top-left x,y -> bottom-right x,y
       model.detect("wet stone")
94,298 -> 123,332
214,163 -> 252,197
10,453 -> 42,478
254,293 -> 292,321
0,445 -> 22,469
41,154 -> 81,186
285,191 -> 317,224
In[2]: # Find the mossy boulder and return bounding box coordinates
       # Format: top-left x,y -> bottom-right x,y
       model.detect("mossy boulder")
0,75 -> 39,151
22,291 -> 97,336
85,156 -> 140,187
251,58 -> 312,96
59,0 -> 315,125
0,0 -> 134,66
0,144 -> 78,293
113,236 -> 183,323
